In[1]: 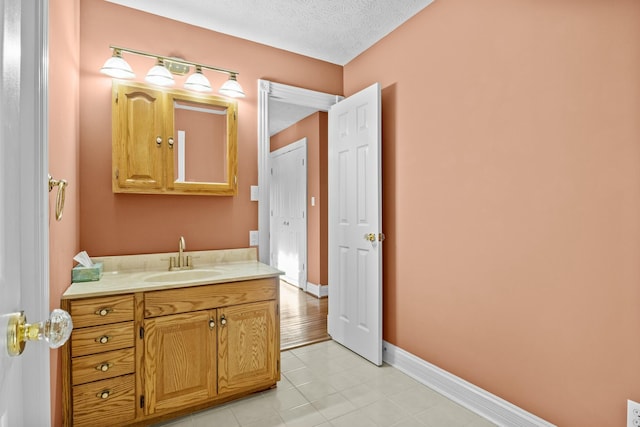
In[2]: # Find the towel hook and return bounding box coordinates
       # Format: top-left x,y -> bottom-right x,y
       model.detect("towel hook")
48,174 -> 67,221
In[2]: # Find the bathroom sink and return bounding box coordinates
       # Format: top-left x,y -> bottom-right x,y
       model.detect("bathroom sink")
144,269 -> 221,283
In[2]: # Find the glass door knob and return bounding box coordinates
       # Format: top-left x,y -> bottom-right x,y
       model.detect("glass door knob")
6,308 -> 73,357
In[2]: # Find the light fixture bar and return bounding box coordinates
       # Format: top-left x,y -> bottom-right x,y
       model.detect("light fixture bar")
109,45 -> 240,78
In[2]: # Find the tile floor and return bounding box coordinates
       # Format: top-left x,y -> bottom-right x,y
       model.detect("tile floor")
155,340 -> 496,427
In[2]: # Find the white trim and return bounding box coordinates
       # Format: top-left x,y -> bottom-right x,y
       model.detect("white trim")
257,79 -> 342,264
306,282 -> 328,298
382,341 -> 556,427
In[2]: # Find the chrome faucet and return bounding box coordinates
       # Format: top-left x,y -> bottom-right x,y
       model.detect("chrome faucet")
169,236 -> 193,271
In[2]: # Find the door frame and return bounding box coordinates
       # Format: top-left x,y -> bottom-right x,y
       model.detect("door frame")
269,138 -> 307,290
257,80 -> 341,264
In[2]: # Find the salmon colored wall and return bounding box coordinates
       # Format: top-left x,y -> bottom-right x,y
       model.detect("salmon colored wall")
344,0 -> 640,426
271,112 -> 329,286
79,0 -> 342,257
49,1 -> 80,426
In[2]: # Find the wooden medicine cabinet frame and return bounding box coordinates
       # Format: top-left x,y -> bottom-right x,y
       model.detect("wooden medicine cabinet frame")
112,81 -> 238,196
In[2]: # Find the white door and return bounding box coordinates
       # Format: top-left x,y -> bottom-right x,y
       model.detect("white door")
270,138 -> 307,289
328,83 -> 383,365
0,1 -> 52,426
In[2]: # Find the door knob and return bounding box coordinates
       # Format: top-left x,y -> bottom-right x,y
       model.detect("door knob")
364,233 -> 376,242
6,308 -> 73,357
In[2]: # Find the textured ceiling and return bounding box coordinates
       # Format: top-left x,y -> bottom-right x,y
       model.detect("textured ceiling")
105,0 -> 434,66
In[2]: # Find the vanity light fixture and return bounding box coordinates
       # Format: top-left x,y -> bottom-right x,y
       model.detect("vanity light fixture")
145,58 -> 175,87
99,49 -> 135,79
183,66 -> 212,92
219,74 -> 245,98
100,45 -> 245,98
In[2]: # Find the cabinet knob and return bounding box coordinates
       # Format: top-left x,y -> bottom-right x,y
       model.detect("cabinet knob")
95,308 -> 112,316
168,137 -> 174,148
96,335 -> 110,344
97,390 -> 110,399
156,136 -> 162,146
220,315 -> 227,326
96,363 -> 112,372
209,319 -> 215,329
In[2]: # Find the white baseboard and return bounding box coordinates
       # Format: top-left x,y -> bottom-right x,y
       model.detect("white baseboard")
382,341 -> 555,427
306,282 -> 328,298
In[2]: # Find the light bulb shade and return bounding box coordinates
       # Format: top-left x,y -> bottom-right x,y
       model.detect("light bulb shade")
218,75 -> 245,98
100,55 -> 135,79
145,61 -> 175,87
184,68 -> 212,92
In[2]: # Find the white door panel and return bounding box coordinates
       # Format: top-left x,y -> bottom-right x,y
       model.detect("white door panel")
270,139 -> 307,289
0,1 -> 52,425
328,83 -> 382,366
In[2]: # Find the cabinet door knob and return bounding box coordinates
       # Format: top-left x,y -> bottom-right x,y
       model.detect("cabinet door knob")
209,319 -> 215,329
97,390 -> 110,399
156,136 -> 162,146
220,315 -> 227,326
168,137 -> 174,148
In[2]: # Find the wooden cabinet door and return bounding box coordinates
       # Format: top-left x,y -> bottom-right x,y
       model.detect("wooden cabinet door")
113,83 -> 166,191
218,301 -> 278,395
144,310 -> 217,414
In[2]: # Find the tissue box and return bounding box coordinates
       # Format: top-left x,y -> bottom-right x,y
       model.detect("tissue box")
71,262 -> 103,283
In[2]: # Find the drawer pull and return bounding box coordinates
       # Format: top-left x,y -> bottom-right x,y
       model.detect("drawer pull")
209,319 -> 215,329
97,390 -> 111,399
95,308 -> 112,316
96,363 -> 113,372
96,335 -> 110,344
220,315 -> 227,326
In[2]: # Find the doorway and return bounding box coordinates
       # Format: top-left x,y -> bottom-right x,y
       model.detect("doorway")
258,80 -> 340,349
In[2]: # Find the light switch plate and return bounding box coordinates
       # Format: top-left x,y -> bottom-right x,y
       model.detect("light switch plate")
249,230 -> 259,246
250,185 -> 259,201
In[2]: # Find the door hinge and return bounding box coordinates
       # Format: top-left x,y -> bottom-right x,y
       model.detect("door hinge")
140,395 -> 145,408
139,326 -> 144,339
276,303 -> 279,315
277,359 -> 280,374
115,92 -> 118,104
302,159 -> 305,166
115,169 -> 119,180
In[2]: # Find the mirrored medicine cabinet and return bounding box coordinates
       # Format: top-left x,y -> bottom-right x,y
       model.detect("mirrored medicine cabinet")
111,81 -> 238,196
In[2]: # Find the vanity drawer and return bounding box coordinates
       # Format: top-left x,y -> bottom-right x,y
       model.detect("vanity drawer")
71,322 -> 134,357
71,348 -> 135,385
70,294 -> 134,328
72,374 -> 135,427
145,278 -> 278,317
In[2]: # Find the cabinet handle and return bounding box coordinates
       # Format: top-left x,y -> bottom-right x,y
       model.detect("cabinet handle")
156,136 -> 162,146
168,137 -> 174,148
95,363 -> 113,372
96,335 -> 110,344
97,390 -> 111,399
209,319 -> 215,329
94,308 -> 112,317
220,315 -> 227,326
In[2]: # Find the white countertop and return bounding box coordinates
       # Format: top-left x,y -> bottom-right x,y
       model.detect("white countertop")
62,248 -> 283,300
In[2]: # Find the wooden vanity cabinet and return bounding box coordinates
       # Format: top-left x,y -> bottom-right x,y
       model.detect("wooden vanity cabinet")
62,277 -> 280,426
61,294 -> 137,427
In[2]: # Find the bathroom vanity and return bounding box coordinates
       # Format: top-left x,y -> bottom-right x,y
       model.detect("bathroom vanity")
60,249 -> 282,427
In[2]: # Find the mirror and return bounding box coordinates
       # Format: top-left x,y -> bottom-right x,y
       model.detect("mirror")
112,81 -> 238,196
172,99 -> 228,184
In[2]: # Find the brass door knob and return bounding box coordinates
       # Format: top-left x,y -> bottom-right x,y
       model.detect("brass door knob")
6,309 -> 73,357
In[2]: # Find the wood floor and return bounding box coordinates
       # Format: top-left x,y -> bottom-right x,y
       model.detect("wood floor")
280,280 -> 330,350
